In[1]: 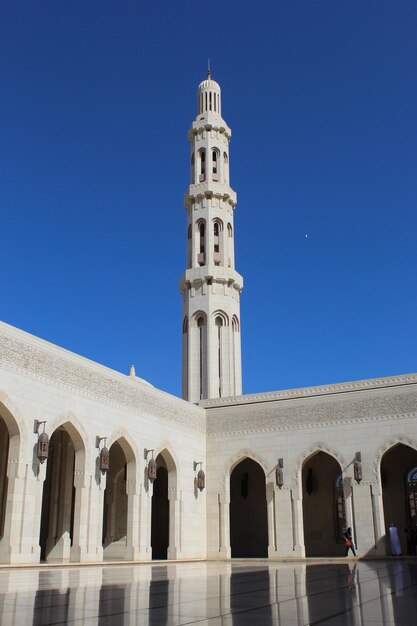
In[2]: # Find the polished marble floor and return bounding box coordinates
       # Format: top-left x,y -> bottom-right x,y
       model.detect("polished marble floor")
0,560 -> 417,625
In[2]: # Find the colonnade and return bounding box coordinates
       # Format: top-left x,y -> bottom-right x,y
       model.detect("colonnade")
214,446 -> 417,559
1,405 -> 417,563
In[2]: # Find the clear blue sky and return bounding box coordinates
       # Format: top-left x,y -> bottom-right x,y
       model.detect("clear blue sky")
1,1 -> 416,397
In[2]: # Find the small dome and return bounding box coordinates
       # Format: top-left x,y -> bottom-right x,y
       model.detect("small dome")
197,76 -> 221,116
198,78 -> 221,93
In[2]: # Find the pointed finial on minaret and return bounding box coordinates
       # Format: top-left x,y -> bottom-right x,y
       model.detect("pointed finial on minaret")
130,364 -> 136,377
207,58 -> 211,80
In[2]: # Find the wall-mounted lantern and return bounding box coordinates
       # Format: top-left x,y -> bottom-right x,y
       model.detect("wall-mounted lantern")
354,451 -> 362,483
144,448 -> 157,483
275,458 -> 284,488
193,461 -> 205,492
96,436 -> 110,475
34,420 -> 49,463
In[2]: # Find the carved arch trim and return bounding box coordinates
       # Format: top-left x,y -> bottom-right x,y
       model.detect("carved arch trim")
293,443 -> 347,489
373,435 -> 417,479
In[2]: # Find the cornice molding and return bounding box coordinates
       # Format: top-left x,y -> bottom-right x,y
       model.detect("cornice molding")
0,323 -> 205,434
202,374 -> 417,408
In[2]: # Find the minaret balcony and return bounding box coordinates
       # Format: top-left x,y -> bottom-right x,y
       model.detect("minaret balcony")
189,116 -> 231,139
185,182 -> 237,207
179,266 -> 243,294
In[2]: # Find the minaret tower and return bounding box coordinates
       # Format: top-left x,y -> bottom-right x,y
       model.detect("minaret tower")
180,69 -> 243,402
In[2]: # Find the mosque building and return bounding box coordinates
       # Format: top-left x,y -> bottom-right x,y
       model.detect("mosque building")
0,72 -> 416,564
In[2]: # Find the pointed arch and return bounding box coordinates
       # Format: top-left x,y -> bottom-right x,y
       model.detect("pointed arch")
222,448 -> 269,496
39,417 -> 87,562
212,310 -> 229,326
378,439 -> 417,555
374,436 -> 417,478
102,431 -> 138,559
300,448 -> 345,556
0,395 -> 24,544
0,392 -> 24,463
232,315 -> 240,332
229,455 -> 268,557
293,444 -> 347,488
151,445 -> 179,559
154,444 -> 179,483
107,429 -> 138,470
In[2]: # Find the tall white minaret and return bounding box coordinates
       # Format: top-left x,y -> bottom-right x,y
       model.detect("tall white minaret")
180,69 -> 243,402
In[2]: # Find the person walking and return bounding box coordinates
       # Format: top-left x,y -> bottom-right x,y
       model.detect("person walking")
344,527 -> 356,556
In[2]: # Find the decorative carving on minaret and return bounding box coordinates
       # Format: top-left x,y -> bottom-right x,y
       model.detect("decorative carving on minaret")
180,73 -> 243,403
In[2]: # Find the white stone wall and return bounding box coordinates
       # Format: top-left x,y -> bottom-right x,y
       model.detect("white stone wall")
203,376 -> 417,558
1,319 -> 417,563
0,321 -> 206,564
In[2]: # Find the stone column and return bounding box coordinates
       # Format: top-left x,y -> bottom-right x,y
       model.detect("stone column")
343,477 -> 354,531
71,472 -> 90,562
266,483 -> 276,556
219,492 -> 231,558
291,487 -> 305,557
371,483 -> 387,555
139,484 -> 152,560
0,459 -> 36,564
350,482 -> 378,556
90,475 -> 105,562
167,487 -> 181,559
275,488 -> 294,556
126,478 -> 142,560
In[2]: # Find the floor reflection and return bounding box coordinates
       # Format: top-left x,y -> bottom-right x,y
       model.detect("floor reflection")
0,560 -> 416,625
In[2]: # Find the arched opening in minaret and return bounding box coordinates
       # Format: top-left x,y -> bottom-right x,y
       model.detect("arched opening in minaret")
212,148 -> 219,181
182,317 -> 189,399
187,224 -> 192,268
302,451 -> 346,556
223,151 -> 229,183
213,219 -> 223,266
39,423 -> 85,562
151,450 -> 177,560
196,315 -> 206,399
197,220 -> 206,266
380,443 -> 417,555
198,149 -> 206,182
190,153 -> 195,184
102,439 -> 136,560
230,458 -> 268,557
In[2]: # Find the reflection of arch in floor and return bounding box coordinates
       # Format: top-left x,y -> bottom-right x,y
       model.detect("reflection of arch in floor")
230,457 -> 268,557
302,451 -> 345,557
381,443 -> 417,555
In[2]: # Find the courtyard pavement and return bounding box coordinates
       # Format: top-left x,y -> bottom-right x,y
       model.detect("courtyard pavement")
0,559 -> 416,625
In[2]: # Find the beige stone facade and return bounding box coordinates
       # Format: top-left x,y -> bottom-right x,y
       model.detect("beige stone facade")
1,74 -> 416,565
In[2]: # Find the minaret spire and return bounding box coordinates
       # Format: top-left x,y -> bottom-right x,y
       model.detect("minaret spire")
180,76 -> 243,402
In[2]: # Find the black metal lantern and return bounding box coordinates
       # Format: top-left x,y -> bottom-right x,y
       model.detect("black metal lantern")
148,456 -> 157,483
144,449 -> 157,484
34,420 -> 49,463
276,458 -> 284,488
194,461 -> 205,492
354,451 -> 362,483
96,436 -> 110,475
197,468 -> 205,491
99,445 -> 110,475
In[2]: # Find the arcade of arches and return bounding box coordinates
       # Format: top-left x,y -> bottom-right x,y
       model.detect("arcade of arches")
2,404 -> 417,561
